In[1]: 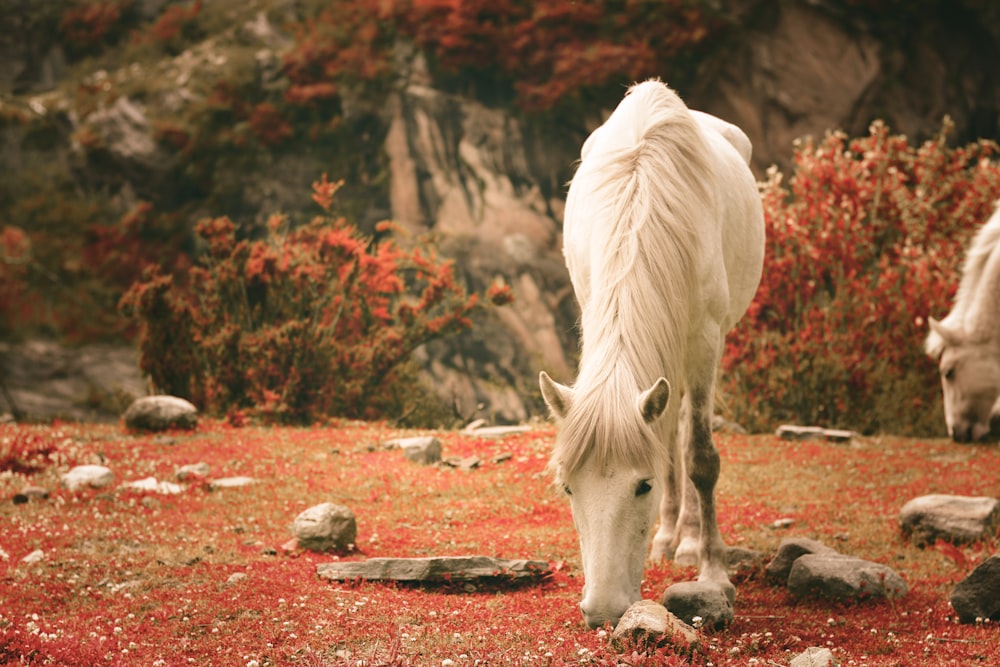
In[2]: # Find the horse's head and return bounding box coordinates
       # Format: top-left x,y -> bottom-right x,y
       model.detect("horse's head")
539,371 -> 671,629
929,318 -> 1000,443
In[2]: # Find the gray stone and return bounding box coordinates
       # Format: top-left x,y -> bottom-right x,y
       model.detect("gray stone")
123,395 -> 198,431
900,495 -> 1000,547
775,424 -> 826,440
787,554 -> 908,601
766,537 -> 839,583
950,555 -> 1000,623
461,424 -> 533,439
387,436 -> 442,464
611,600 -> 698,651
61,464 -> 114,491
661,581 -> 734,630
316,556 -> 550,582
775,424 -> 857,442
208,476 -> 255,490
790,646 -> 840,667
726,546 -> 767,580
226,572 -> 248,586
176,462 -> 210,481
441,455 -> 481,470
293,502 -> 357,553
121,476 -> 183,494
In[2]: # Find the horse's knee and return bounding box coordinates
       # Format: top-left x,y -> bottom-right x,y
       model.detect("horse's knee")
686,436 -> 720,491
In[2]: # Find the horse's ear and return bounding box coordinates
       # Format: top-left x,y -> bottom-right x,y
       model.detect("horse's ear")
539,371 -> 573,420
929,317 -> 963,347
638,378 -> 671,423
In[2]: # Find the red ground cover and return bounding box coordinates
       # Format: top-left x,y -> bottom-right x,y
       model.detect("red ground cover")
1,422 -> 998,665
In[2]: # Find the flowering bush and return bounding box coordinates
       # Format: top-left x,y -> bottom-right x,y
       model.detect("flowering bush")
721,120 -> 1000,435
119,175 -> 513,424
387,0 -> 720,111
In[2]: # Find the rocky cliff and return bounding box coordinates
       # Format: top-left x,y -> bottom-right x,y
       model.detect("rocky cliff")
2,1 -> 998,424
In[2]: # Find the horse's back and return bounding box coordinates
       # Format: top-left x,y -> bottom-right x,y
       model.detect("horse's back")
564,79 -> 763,331
695,114 -> 765,330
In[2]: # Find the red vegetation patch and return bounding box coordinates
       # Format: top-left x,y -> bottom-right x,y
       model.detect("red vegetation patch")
1,422 -> 998,665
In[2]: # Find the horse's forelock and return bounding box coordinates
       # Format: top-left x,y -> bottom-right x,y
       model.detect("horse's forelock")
549,365 -> 669,482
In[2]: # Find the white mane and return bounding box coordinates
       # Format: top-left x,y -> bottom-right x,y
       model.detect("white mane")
554,81 -> 713,476
925,201 -> 1000,357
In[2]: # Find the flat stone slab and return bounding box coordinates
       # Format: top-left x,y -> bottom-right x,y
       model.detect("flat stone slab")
208,476 -> 256,490
316,556 -> 550,583
775,424 -> 857,442
461,424 -> 533,439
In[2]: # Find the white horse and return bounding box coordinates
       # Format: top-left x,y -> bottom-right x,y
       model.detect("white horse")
539,80 -> 764,629
925,202 -> 1000,443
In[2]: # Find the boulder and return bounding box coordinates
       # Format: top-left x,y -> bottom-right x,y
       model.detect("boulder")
61,464 -> 114,491
293,502 -> 357,553
123,395 -> 198,431
950,555 -> 1000,623
765,537 -> 839,583
787,554 -> 908,601
661,580 -> 734,629
611,600 -> 698,651
899,495 -> 1000,547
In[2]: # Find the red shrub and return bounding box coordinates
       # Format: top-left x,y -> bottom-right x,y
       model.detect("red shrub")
721,120 -> 1000,435
119,176 -> 512,423
58,0 -> 134,56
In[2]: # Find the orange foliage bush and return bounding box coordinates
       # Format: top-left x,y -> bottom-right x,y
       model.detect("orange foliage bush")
119,176 -> 513,423
721,120 -> 1000,435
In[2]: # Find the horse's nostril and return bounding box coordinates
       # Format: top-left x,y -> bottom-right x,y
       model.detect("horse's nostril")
952,426 -> 972,443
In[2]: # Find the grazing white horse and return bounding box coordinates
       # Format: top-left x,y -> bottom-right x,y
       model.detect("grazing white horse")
925,202 -> 1000,443
539,80 -> 764,629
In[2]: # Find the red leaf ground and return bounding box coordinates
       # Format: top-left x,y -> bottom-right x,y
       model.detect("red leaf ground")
1,421 -> 998,665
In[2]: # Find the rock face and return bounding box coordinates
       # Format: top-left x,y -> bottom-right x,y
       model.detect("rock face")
899,495 -> 1000,547
950,555 -> 1000,623
2,3 -> 999,424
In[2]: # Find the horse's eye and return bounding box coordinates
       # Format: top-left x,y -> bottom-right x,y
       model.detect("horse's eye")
635,480 -> 652,497
563,485 -> 572,496
943,367 -> 955,381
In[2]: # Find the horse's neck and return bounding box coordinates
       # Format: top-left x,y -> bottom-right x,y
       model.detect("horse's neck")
964,231 -> 1000,342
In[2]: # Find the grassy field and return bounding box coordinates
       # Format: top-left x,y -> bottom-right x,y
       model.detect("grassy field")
1,420 -> 998,665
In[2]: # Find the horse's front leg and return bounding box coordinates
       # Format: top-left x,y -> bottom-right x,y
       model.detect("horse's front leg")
686,383 -> 734,601
650,398 -> 700,563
